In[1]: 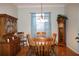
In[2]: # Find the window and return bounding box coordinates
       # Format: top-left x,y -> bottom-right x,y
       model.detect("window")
31,12 -> 51,37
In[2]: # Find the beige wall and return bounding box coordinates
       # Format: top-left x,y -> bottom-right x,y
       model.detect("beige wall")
0,3 -> 17,17
65,4 -> 79,54
17,4 -> 65,42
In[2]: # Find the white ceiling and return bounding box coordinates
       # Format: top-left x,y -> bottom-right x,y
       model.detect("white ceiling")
14,3 -> 66,6
13,3 -> 67,8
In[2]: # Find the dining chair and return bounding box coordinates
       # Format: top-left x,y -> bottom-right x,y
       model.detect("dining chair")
17,32 -> 27,47
34,40 -> 52,56
44,40 -> 51,56
36,32 -> 46,37
51,33 -> 57,55
27,37 -> 36,56
26,34 -> 30,46
28,37 -> 52,56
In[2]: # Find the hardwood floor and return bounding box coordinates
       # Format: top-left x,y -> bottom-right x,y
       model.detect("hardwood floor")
16,46 -> 79,56
55,46 -> 79,56
16,46 -> 29,56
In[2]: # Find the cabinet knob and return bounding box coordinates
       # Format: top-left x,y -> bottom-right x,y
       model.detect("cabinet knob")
7,39 -> 9,43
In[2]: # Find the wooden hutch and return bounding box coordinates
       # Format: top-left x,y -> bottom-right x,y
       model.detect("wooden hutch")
0,14 -> 20,56
57,15 -> 67,46
0,14 -> 17,37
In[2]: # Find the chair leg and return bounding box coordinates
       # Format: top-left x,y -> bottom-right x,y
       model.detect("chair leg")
27,47 -> 31,56
51,46 -> 56,56
28,46 -> 35,56
52,48 -> 56,55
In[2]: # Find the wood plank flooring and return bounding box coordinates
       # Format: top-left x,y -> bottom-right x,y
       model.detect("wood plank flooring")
16,46 -> 79,56
55,46 -> 79,56
16,46 -> 29,56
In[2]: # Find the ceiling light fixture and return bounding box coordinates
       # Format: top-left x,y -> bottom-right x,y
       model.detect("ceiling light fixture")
41,3 -> 43,19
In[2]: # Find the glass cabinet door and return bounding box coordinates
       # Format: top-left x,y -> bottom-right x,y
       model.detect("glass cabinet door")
5,19 -> 12,33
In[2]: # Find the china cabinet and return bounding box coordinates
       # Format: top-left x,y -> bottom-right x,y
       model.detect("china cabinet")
0,14 -> 18,55
0,33 -> 20,56
0,14 -> 17,37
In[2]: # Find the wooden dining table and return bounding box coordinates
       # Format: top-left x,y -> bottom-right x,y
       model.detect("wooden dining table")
29,37 -> 53,56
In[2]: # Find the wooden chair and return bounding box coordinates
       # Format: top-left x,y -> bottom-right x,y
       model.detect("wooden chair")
29,39 -> 52,56
36,32 -> 46,37
17,32 -> 27,47
27,35 -> 36,55
51,33 -> 57,45
51,33 -> 57,55
26,34 -> 32,46
44,40 -> 51,56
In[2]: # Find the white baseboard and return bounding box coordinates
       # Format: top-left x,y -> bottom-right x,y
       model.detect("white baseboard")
67,45 -> 79,54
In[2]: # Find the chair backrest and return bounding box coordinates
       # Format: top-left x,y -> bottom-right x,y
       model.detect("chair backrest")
32,39 -> 51,56
26,34 -> 33,46
36,32 -> 46,37
51,33 -> 57,45
17,32 -> 24,39
26,34 -> 30,40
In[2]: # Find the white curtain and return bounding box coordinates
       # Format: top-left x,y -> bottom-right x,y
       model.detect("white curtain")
31,12 -> 51,37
